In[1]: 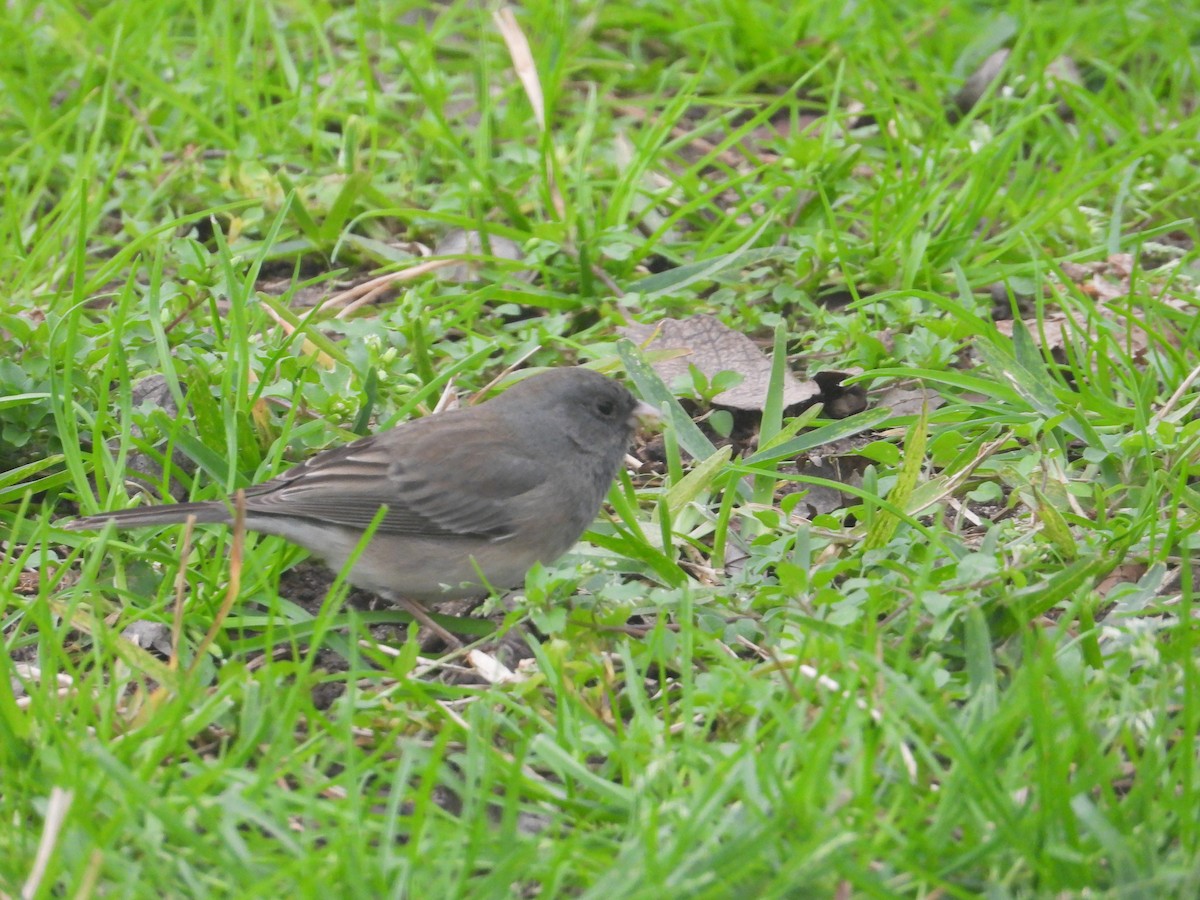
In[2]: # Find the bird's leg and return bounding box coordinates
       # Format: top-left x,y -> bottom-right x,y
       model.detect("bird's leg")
397,596 -> 464,650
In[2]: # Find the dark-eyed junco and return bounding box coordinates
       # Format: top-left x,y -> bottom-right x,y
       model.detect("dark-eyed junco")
66,367 -> 654,611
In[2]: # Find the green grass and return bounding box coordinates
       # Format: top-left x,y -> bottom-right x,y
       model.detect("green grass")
4,0 -> 1200,896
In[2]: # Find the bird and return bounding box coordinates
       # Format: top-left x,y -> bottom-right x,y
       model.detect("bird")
65,367 -> 655,638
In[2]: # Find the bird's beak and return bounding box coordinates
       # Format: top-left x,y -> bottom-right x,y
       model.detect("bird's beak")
631,401 -> 661,429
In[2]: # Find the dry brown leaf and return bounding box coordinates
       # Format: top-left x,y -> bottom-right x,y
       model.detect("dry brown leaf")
620,314 -> 819,410
492,7 -> 544,129
493,6 -> 564,218
1097,562 -> 1149,598
951,50 -> 1081,120
15,570 -> 39,595
783,457 -> 860,517
872,384 -> 944,417
952,49 -> 1011,115
994,254 -> 1194,359
433,229 -> 530,284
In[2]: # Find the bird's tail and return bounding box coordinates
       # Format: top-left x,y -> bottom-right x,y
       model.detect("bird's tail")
63,500 -> 234,531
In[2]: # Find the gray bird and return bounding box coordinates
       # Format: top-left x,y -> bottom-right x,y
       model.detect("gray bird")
66,368 -> 654,624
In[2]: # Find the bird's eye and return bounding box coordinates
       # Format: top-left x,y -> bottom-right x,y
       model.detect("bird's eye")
595,398 -> 616,417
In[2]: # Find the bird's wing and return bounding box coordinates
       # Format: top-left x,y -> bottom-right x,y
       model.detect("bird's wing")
241,417 -> 545,540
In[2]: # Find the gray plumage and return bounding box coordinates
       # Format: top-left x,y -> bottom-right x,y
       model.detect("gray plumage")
66,368 -> 650,602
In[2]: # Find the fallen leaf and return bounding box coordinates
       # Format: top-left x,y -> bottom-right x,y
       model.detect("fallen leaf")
994,254 -> 1193,361
781,457 -> 858,517
433,229 -> 530,284
119,374 -> 197,501
952,49 -> 1011,116
1096,562 -> 1149,598
620,314 -> 819,410
872,384 -> 943,418
122,621 -> 174,657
